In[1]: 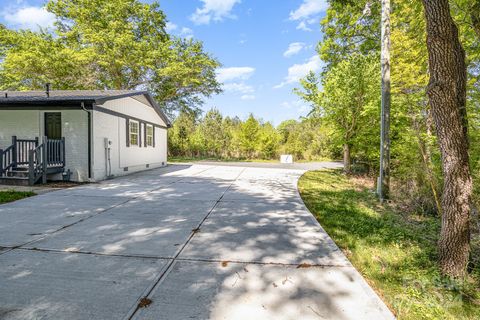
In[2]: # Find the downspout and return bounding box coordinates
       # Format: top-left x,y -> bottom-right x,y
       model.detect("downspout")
81,102 -> 93,180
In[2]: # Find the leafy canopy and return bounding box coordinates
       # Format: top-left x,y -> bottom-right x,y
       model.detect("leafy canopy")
0,0 -> 221,116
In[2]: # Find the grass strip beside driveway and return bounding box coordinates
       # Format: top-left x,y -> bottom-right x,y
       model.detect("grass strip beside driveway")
0,190 -> 35,204
298,170 -> 480,320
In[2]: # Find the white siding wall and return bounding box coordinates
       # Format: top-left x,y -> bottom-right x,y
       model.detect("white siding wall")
0,109 -> 89,181
101,97 -> 167,127
92,97 -> 168,180
62,110 -> 89,181
0,110 -> 40,148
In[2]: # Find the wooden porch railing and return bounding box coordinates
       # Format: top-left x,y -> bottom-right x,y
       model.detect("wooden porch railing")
14,136 -> 39,166
0,136 -> 66,184
29,142 -> 47,185
46,138 -> 66,168
0,144 -> 15,177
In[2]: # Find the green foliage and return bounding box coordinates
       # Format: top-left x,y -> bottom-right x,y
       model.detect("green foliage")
295,52 -> 380,170
299,170 -> 480,320
278,117 -> 333,160
0,190 -> 35,204
168,110 -> 331,161
238,114 -> 260,157
294,0 -> 480,214
0,29 -> 93,89
0,0 -> 221,116
258,122 -> 281,159
319,0 -> 380,70
200,108 -> 227,156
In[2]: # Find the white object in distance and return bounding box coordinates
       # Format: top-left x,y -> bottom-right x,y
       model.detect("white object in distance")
280,154 -> 293,164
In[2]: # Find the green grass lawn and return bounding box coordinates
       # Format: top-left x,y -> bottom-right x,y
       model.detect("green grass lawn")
298,170 -> 480,320
0,190 -> 35,204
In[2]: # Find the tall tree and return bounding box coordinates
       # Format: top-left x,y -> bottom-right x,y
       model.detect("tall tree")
378,0 -> 391,200
0,0 -> 221,116
296,53 -> 380,173
239,114 -> 260,158
422,0 -> 472,277
200,108 -> 226,157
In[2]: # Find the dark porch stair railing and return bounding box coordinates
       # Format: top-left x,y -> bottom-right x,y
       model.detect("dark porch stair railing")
28,142 -> 47,185
0,143 -> 15,176
15,136 -> 39,166
0,136 -> 65,185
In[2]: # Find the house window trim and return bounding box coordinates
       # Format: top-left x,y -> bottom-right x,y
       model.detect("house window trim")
146,124 -> 154,147
129,119 -> 140,147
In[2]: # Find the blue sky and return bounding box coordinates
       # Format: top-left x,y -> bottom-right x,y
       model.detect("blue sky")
0,0 -> 328,125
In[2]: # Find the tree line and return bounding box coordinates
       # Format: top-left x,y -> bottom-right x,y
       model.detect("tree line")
168,109 -> 334,161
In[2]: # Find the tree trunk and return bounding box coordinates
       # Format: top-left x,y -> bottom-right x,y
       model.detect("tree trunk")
379,0 -> 391,200
343,144 -> 351,174
422,0 -> 472,278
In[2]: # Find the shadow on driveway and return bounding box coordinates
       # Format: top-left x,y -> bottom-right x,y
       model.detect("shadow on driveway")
0,164 -> 392,320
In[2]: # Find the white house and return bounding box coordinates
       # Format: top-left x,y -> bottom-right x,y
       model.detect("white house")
0,90 -> 171,185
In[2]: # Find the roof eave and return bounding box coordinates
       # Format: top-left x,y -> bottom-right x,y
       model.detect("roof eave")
142,93 -> 172,128
0,99 -> 95,108
93,91 -> 150,104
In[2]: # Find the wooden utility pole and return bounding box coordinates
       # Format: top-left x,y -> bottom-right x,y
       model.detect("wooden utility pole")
378,0 -> 391,201
422,0 -> 472,277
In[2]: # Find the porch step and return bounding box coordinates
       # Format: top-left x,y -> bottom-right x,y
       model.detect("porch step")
7,169 -> 29,178
0,177 -> 29,186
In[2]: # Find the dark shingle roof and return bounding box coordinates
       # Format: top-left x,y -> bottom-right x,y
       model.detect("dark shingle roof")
0,90 -> 143,102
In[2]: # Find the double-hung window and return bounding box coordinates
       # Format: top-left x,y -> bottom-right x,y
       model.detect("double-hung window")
146,124 -> 154,147
129,120 -> 139,146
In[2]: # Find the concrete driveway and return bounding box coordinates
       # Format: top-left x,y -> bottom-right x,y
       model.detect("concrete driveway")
0,164 -> 394,320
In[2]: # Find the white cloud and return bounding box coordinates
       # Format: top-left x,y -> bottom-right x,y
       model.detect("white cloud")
289,0 -> 326,32
274,55 -> 322,88
283,42 -> 305,57
238,33 -> 247,45
3,6 -> 55,30
289,0 -> 328,21
165,22 -> 178,32
216,67 -> 255,82
180,27 -> 194,39
166,23 -> 194,39
296,21 -> 312,32
190,0 -> 241,25
223,83 -> 254,94
218,65 -> 255,97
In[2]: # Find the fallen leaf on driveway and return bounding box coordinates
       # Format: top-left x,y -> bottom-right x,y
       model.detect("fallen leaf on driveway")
296,263 -> 312,269
138,297 -> 152,308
